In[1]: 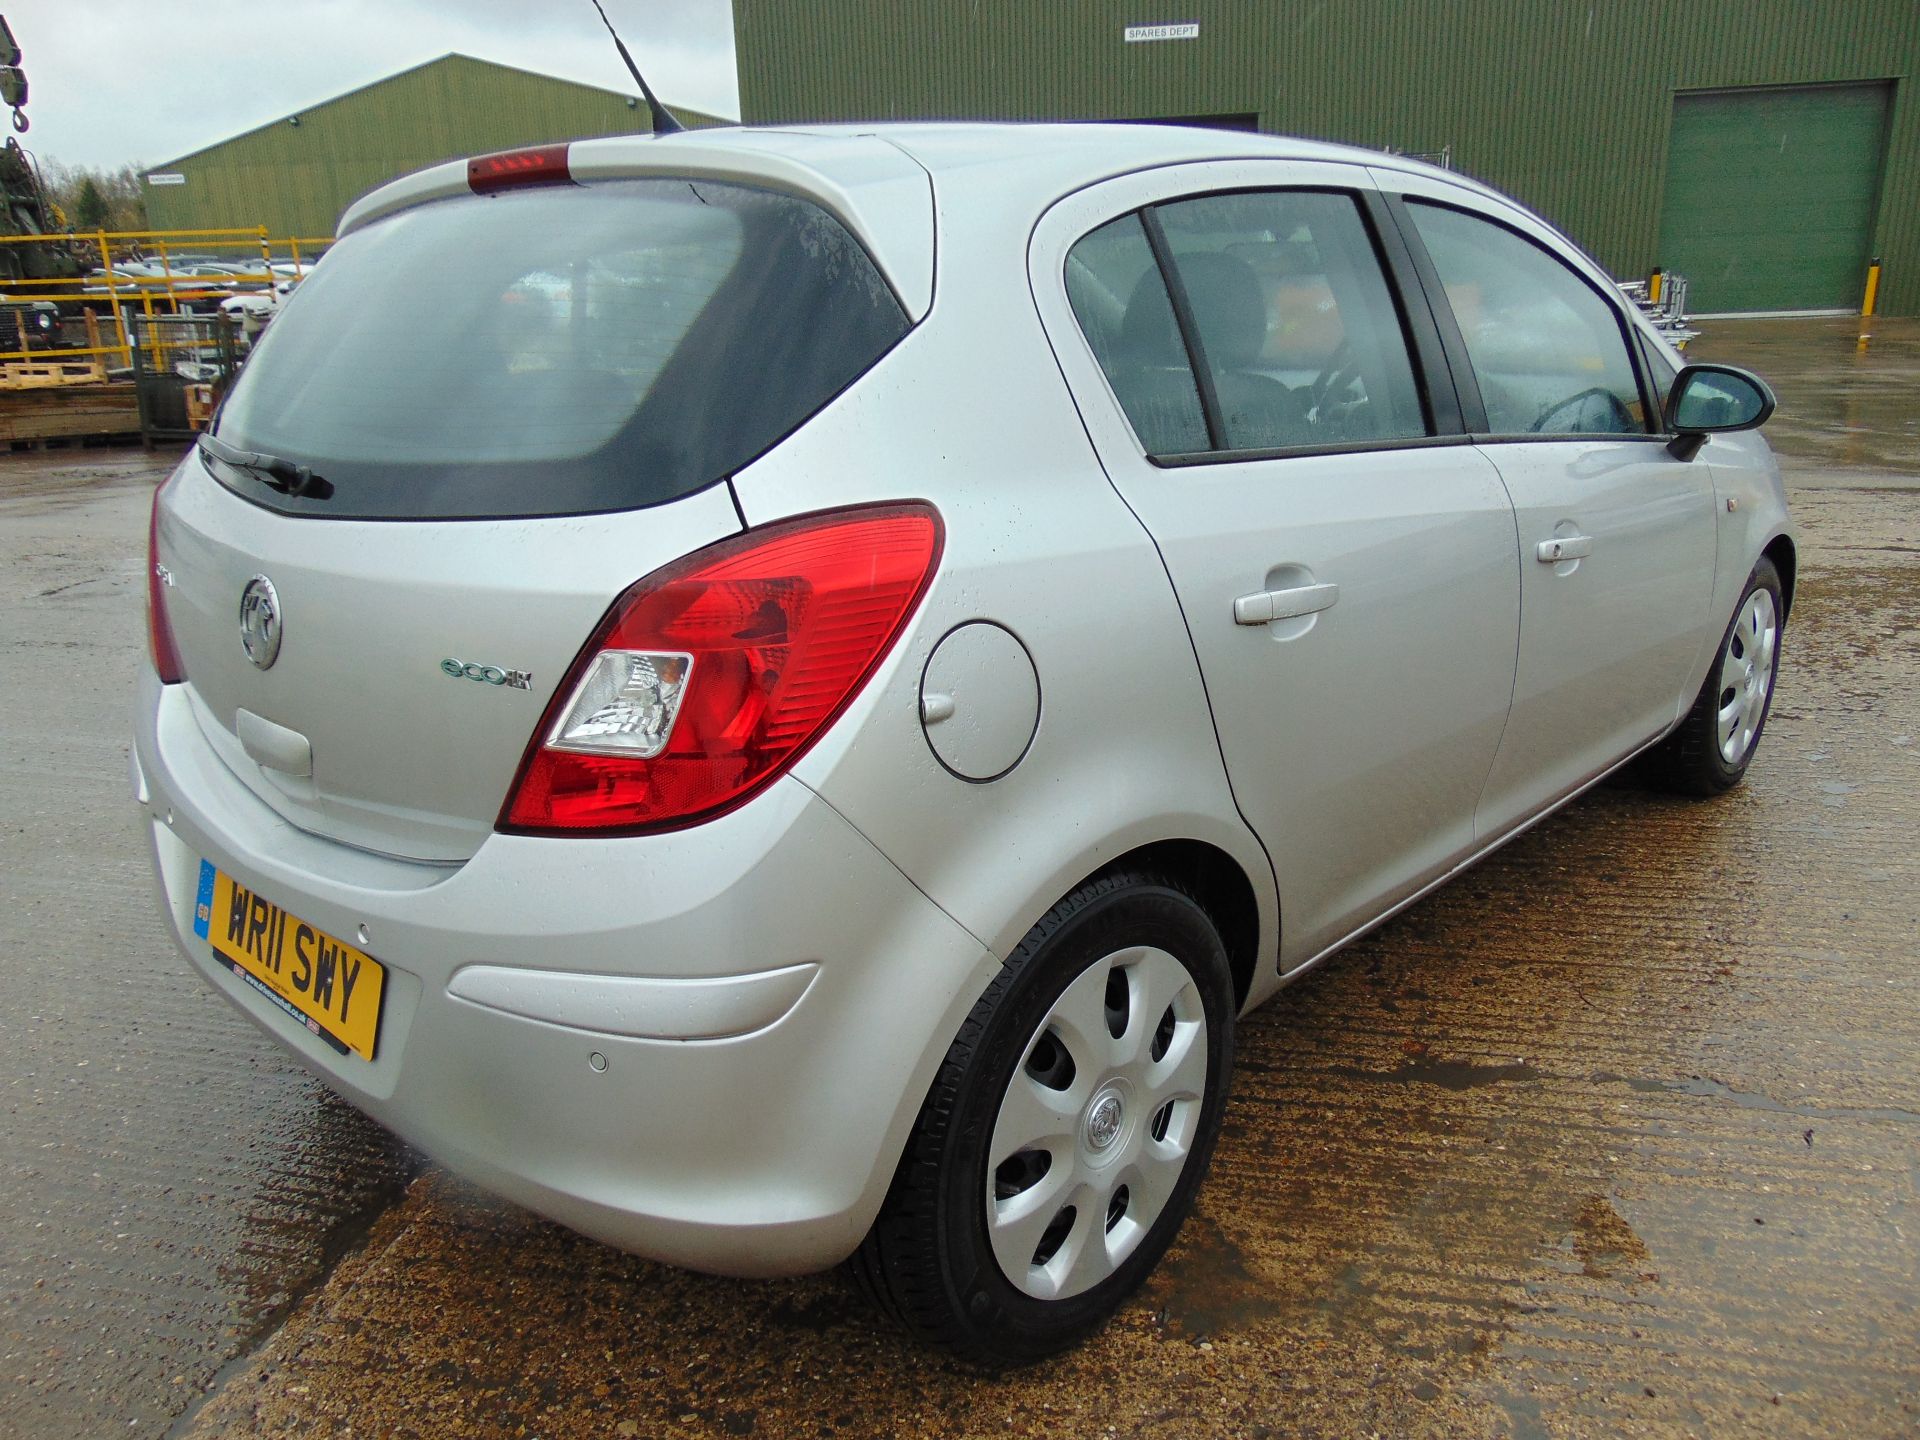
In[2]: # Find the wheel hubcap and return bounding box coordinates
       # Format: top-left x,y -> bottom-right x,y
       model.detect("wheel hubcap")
1083,1085 -> 1128,1152
1715,588 -> 1778,765
986,945 -> 1208,1301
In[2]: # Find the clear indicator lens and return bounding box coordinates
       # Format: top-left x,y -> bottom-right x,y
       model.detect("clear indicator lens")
548,650 -> 692,758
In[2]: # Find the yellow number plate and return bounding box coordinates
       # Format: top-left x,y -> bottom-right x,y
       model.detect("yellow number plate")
192,860 -> 386,1061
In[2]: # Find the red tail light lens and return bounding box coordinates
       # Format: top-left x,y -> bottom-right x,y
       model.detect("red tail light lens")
467,143 -> 573,194
500,504 -> 943,836
147,484 -> 186,684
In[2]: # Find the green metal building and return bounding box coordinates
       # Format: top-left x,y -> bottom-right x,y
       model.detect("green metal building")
734,0 -> 1920,316
142,54 -> 723,243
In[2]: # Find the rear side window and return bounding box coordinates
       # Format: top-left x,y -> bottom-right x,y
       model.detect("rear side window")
1064,214 -> 1208,455
1155,191 -> 1428,450
1406,201 -> 1646,437
1064,189 -> 1428,458
212,179 -> 910,519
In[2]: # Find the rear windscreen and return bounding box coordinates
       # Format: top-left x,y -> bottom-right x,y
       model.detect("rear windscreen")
210,178 -> 912,519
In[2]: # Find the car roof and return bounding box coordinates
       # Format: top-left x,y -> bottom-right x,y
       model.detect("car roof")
823,120 -> 1422,173
740,120 -> 1503,208
337,122 -> 1515,322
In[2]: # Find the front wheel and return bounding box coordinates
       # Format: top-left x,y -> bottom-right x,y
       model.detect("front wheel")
852,871 -> 1236,1366
1644,556 -> 1784,795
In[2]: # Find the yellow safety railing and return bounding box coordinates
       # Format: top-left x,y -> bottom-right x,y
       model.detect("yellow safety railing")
0,227 -> 329,376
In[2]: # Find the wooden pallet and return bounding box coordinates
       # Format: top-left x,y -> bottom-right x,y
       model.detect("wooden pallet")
0,380 -> 139,442
0,360 -> 109,390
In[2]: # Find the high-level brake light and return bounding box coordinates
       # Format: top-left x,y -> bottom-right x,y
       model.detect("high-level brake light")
467,144 -> 573,195
500,504 -> 943,836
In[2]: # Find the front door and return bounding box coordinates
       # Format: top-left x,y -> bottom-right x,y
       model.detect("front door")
1384,187 -> 1719,833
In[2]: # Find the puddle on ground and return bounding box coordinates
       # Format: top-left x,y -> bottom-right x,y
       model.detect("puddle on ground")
1592,1071 -> 1920,1126
1142,1209 -> 1285,1339
1331,1055 -> 1543,1091
1690,317 -> 1920,475
1568,1195 -> 1654,1281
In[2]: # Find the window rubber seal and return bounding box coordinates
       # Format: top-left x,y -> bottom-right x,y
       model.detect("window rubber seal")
1139,205 -> 1227,453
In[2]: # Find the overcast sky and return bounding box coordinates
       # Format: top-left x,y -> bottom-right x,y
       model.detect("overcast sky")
9,0 -> 738,173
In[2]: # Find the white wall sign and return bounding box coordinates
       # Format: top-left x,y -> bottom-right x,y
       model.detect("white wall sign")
146,173 -> 187,186
1125,22 -> 1200,42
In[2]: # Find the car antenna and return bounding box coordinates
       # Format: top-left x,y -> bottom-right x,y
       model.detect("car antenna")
587,0 -> 683,135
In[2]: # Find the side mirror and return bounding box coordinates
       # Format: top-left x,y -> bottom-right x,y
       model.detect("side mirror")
1664,363 -> 1776,461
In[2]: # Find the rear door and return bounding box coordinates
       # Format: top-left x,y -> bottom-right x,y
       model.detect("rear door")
1032,162 -> 1520,969
1376,175 -> 1719,834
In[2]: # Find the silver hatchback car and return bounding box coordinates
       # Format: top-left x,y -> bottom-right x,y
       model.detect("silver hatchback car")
136,123 -> 1791,1364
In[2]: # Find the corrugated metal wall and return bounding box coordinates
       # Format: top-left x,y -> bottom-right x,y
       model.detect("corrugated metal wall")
734,0 -> 1920,314
143,55 -> 719,240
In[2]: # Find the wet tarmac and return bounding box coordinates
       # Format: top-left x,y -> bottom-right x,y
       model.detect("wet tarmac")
0,452 -> 418,1438
1688,314 -> 1920,477
3,316 -> 1917,1439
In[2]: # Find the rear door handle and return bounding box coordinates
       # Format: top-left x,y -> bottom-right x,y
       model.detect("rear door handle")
1535,535 -> 1594,563
1233,582 -> 1339,626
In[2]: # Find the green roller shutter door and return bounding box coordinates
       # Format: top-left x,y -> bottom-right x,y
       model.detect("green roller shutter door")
1657,83 -> 1891,314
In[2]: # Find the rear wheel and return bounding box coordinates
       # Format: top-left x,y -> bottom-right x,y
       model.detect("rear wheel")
852,871 -> 1235,1366
1644,557 -> 1784,795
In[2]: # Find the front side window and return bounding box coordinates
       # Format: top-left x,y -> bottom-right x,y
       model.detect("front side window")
1406,202 -> 1646,437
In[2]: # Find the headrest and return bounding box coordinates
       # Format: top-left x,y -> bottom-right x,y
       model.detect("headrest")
1119,251 -> 1268,371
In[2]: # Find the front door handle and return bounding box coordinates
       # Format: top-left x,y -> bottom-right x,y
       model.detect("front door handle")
1234,581 -> 1339,626
1536,535 -> 1594,563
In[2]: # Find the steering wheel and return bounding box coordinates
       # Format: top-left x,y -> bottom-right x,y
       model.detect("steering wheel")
1530,386 -> 1636,435
1306,340 -> 1362,417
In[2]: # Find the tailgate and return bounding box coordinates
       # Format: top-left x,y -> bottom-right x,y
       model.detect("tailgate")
154,455 -> 741,861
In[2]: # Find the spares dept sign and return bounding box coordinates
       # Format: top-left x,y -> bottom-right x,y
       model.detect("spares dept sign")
1125,21 -> 1199,42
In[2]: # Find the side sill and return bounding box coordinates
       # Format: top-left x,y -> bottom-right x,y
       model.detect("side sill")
1273,723 -> 1674,987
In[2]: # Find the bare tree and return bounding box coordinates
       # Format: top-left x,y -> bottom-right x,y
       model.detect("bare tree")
39,158 -> 149,233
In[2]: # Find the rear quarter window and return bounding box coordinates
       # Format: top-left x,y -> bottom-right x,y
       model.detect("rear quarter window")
211,179 -> 911,519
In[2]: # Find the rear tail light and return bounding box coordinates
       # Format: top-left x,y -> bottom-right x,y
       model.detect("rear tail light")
147,484 -> 186,684
500,504 -> 943,836
468,143 -> 573,194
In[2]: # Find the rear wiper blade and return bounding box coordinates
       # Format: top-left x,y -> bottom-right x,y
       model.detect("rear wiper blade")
197,432 -> 333,499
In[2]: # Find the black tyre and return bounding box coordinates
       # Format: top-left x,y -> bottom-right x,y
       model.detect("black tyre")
852,871 -> 1236,1366
1643,557 -> 1784,796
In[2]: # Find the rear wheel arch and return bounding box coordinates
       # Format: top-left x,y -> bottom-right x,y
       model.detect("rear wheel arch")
1085,838 -> 1265,1011
854,865 -> 1238,1363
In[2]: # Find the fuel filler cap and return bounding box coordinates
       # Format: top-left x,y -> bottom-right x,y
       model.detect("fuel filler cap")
918,622 -> 1039,782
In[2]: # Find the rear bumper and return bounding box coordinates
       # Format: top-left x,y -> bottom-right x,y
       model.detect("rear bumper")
134,667 -> 998,1276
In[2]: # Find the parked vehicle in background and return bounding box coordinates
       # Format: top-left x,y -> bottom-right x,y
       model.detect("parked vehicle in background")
135,123 -> 1791,1365
214,270 -> 308,342
0,292 -> 56,345
217,288 -> 275,334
